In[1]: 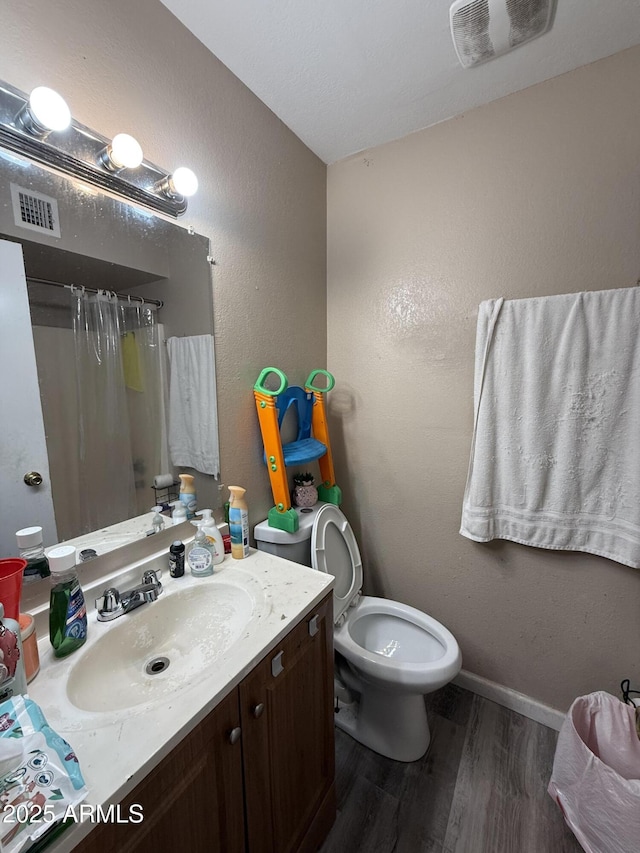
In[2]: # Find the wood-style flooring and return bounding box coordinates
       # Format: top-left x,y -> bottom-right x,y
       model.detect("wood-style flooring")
319,684 -> 583,853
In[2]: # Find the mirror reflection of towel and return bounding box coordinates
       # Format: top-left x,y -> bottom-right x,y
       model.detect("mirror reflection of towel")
122,332 -> 143,392
167,334 -> 220,477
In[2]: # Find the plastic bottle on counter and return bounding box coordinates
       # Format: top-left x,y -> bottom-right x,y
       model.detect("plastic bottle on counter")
15,526 -> 51,583
228,486 -> 249,560
169,540 -> 185,578
187,520 -> 214,577
171,501 -> 187,526
48,545 -> 87,658
195,509 -> 224,566
178,473 -> 198,519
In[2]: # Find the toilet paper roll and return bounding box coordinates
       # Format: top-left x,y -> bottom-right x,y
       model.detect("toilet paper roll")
153,473 -> 175,489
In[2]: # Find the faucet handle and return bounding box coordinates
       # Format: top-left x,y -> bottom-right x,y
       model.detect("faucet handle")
142,569 -> 162,594
95,587 -> 120,614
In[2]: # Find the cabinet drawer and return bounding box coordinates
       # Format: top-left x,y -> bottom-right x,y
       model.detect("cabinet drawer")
268,595 -> 333,679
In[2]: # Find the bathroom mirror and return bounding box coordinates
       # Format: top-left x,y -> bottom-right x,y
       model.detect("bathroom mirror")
0,147 -> 221,561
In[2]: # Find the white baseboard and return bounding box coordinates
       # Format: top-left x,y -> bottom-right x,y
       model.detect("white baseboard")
453,669 -> 566,732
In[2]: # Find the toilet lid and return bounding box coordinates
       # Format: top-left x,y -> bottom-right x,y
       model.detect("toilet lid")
311,504 -> 363,624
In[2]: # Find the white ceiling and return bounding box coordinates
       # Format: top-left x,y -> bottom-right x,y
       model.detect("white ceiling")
160,0 -> 640,164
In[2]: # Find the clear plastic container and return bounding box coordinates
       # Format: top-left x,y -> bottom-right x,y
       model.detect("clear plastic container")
15,526 -> 50,583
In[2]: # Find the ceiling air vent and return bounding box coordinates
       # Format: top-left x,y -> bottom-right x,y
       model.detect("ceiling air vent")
10,182 -> 61,238
450,0 -> 554,69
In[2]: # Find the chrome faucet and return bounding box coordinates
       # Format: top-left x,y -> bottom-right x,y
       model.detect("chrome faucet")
95,569 -> 163,622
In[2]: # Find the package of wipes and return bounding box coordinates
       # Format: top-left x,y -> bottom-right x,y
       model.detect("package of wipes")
0,695 -> 87,853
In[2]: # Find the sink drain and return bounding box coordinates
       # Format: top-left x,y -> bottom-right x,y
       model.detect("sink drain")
145,656 -> 170,675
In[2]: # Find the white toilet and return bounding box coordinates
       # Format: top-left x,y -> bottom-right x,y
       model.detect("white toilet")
254,502 -> 462,762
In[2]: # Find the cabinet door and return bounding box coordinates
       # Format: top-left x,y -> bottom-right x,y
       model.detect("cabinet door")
240,594 -> 335,853
74,688 -> 245,853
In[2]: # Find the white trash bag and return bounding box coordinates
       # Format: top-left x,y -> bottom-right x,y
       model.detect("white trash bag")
548,691 -> 640,853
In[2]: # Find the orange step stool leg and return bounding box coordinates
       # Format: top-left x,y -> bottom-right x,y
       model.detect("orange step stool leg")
253,369 -> 299,532
305,370 -> 342,506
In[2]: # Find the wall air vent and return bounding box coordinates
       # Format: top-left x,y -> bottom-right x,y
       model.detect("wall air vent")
10,182 -> 61,238
450,0 -> 554,69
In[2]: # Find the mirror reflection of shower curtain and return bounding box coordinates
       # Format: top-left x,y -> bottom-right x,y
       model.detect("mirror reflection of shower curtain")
72,289 -> 165,535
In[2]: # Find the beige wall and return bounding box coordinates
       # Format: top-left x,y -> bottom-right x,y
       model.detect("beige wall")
1,0 -> 327,529
4,0 -> 639,712
327,46 -> 640,712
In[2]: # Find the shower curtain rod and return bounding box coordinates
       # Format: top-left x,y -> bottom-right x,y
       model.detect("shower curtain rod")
26,275 -> 163,308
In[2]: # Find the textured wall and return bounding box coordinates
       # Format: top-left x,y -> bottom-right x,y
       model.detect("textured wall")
327,47 -> 640,712
1,0 -> 327,528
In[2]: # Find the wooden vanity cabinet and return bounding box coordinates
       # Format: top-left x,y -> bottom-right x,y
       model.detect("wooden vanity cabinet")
73,592 -> 335,853
240,593 -> 335,853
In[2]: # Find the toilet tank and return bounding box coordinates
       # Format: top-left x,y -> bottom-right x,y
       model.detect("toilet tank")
254,504 -> 324,568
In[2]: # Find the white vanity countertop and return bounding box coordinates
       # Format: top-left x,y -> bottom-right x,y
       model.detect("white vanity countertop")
25,548 -> 333,852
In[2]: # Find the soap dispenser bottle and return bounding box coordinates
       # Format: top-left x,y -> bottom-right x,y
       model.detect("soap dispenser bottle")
228,486 -> 249,560
171,501 -> 187,526
151,506 -> 165,533
187,520 -> 214,577
178,473 -> 197,519
195,509 -> 224,566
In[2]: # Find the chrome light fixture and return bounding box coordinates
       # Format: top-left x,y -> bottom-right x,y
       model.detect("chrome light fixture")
15,86 -> 71,137
0,80 -> 198,217
155,166 -> 199,199
99,133 -> 144,172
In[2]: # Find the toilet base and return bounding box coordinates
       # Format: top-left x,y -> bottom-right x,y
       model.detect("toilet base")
334,684 -> 431,762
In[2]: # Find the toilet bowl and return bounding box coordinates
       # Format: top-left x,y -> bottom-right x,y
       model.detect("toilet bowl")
254,502 -> 462,762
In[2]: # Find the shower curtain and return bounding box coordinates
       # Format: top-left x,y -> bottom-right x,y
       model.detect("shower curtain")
71,289 -> 166,535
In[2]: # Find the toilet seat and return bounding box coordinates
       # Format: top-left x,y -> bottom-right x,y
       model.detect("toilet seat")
311,504 -> 362,624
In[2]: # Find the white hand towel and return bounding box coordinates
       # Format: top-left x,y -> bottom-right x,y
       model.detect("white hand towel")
461,286 -> 640,568
167,335 -> 220,477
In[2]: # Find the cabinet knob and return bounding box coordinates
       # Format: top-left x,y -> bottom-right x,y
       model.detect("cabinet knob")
251,703 -> 264,719
308,615 -> 319,637
228,727 -> 242,745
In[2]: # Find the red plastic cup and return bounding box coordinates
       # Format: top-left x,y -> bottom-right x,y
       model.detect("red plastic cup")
0,559 -> 26,622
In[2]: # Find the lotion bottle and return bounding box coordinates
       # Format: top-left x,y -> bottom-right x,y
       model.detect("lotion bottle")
228,486 -> 249,560
195,509 -> 224,566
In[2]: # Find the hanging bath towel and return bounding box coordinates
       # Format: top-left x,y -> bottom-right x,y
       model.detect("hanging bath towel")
167,334 -> 220,477
460,287 -> 640,569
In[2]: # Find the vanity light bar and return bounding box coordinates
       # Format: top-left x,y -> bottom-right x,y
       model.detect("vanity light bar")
0,81 -> 197,218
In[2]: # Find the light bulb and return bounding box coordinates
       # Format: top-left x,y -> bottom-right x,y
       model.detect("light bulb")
27,86 -> 71,133
108,133 -> 143,169
171,167 -> 198,197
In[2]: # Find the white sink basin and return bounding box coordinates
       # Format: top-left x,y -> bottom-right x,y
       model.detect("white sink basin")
66,576 -> 265,713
